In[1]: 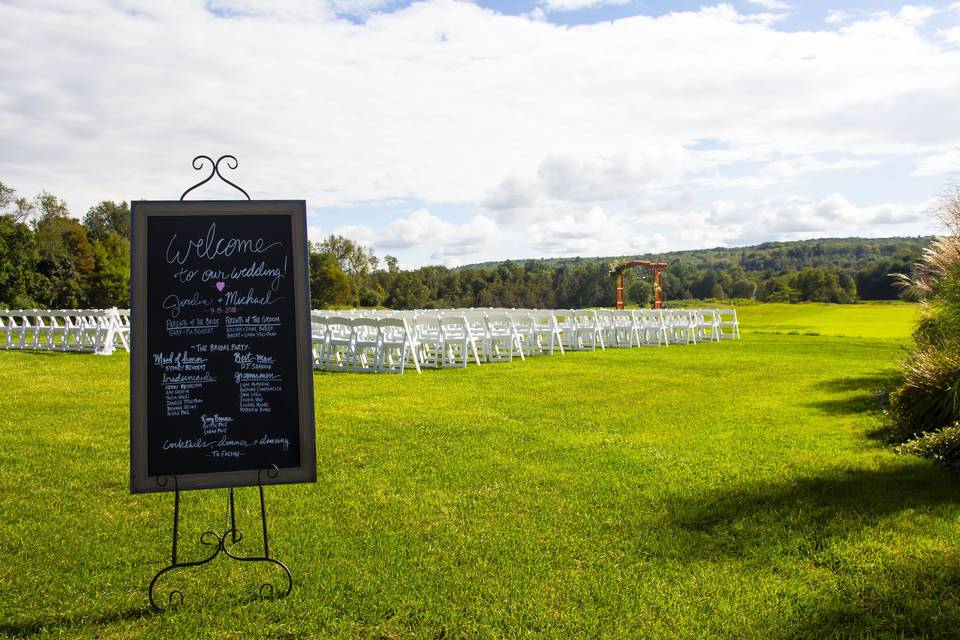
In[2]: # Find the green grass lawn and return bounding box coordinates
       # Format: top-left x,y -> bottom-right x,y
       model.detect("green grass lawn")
737,301 -> 920,338
2,303 -> 959,639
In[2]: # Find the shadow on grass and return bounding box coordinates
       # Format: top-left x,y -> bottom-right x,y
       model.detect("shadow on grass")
1,349 -> 109,358
805,373 -> 899,416
814,373 -> 899,393
0,606 -> 155,638
773,553 -> 960,640
669,465 -> 959,561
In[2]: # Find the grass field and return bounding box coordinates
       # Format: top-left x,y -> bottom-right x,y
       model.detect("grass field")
2,303 -> 959,639
736,301 -> 921,338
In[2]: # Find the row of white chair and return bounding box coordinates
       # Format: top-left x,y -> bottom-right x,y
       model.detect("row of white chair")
311,308 -> 740,374
0,308 -> 130,355
0,306 -> 739,367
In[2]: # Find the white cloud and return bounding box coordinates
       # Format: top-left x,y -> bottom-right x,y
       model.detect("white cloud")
333,209 -> 500,264
307,224 -> 327,244
912,149 -> 960,176
747,0 -> 791,10
941,25 -> 960,45
525,206 -> 650,256
0,0 -> 957,266
896,5 -> 937,27
538,0 -> 631,12
700,193 -> 935,244
826,10 -> 852,24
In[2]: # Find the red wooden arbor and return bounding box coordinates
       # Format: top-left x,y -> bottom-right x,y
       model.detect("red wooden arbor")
614,260 -> 668,309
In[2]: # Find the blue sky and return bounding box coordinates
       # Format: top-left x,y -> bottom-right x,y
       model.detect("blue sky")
2,0 -> 959,266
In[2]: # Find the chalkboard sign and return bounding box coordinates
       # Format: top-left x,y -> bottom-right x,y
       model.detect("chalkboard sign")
130,201 -> 316,493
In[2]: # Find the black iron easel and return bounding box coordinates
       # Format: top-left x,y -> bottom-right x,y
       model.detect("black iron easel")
147,156 -> 292,611
148,468 -> 293,610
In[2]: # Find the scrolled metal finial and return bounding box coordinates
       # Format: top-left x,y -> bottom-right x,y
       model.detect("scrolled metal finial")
179,156 -> 217,200
179,154 -> 251,201
213,155 -> 250,200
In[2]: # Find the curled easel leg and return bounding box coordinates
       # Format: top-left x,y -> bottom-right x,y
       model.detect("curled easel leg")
148,467 -> 292,611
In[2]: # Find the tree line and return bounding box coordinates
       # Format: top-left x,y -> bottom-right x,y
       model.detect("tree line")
0,181 -> 925,311
314,235 -> 925,310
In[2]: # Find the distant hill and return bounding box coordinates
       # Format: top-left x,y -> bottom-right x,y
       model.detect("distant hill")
458,236 -> 932,273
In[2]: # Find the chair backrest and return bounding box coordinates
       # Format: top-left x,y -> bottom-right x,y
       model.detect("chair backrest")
378,316 -> 411,343
413,314 -> 442,339
553,309 -> 575,330
484,311 -> 515,334
508,311 -> 533,332
573,309 -> 598,328
717,308 -> 739,322
325,315 -> 353,338
439,314 -> 470,338
351,317 -> 380,341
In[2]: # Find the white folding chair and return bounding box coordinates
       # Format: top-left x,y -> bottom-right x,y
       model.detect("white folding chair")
464,310 -> 492,363
717,308 -> 741,340
571,309 -> 602,351
608,309 -> 635,348
439,314 -> 481,368
350,317 -> 381,373
311,313 -> 328,368
595,309 -> 619,348
321,315 -> 353,371
109,308 -> 130,352
554,309 -> 577,352
0,314 -> 8,349
378,316 -> 420,374
529,310 -> 564,356
667,309 -> 694,345
412,314 -> 443,369
508,310 -> 536,357
484,311 -> 525,363
695,309 -> 721,342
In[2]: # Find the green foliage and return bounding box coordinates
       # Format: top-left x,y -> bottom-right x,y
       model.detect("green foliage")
83,200 -> 131,241
897,422 -> 960,475
890,348 -> 960,435
309,252 -> 352,308
891,188 -> 960,474
0,180 -> 932,311
33,214 -> 95,308
88,232 -> 130,307
0,215 -> 38,308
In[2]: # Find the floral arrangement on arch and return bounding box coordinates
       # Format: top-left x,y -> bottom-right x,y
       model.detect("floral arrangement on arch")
608,260 -> 630,278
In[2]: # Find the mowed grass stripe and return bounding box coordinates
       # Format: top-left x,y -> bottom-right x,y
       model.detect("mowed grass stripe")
1,305 -> 958,638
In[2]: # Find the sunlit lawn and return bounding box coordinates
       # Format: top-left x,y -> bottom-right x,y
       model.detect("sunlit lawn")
2,302 -> 959,639
736,301 -> 921,338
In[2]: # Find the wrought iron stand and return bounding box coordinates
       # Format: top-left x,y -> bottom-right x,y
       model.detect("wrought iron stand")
148,467 -> 293,611
147,156 -> 291,611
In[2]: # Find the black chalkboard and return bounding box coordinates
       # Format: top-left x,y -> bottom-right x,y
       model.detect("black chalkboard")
130,201 -> 316,493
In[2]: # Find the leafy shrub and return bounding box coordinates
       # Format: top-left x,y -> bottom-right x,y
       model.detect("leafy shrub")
889,346 -> 960,435
897,422 -> 960,475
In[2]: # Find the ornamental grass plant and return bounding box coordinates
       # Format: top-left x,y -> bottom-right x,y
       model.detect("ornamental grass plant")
892,189 -> 960,470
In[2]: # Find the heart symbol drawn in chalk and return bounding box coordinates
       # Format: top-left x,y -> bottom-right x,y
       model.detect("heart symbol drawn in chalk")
216,281 -> 226,292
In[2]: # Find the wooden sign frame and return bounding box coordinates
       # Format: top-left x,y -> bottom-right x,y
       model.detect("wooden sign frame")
130,200 -> 316,493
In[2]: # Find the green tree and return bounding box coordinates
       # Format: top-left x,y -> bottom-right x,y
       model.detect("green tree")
309,252 -> 352,308
0,215 -> 38,307
33,212 -> 95,308
88,232 -> 130,307
730,278 -> 757,299
83,201 -> 131,241
388,271 -> 430,309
